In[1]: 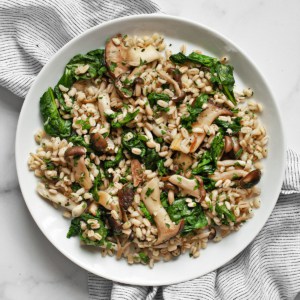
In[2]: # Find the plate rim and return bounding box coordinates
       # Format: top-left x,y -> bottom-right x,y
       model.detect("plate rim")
15,13 -> 286,286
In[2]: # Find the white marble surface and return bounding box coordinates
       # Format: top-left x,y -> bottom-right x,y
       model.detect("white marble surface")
1,0 -> 300,299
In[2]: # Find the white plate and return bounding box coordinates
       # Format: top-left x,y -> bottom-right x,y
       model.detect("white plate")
15,14 -> 285,286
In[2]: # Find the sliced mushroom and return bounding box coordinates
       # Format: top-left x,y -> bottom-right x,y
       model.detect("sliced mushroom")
167,68 -> 182,88
157,69 -> 182,96
194,176 -> 206,202
126,45 -> 162,66
208,227 -> 216,240
96,191 -> 122,219
141,178 -> 184,245
173,152 -> 193,171
36,183 -> 76,210
105,34 -> 130,78
170,102 -> 233,153
232,136 -> 241,155
239,170 -> 262,189
224,136 -> 233,153
131,159 -> 144,187
107,216 -> 123,234
118,184 -> 135,211
98,92 -> 114,130
90,132 -> 108,153
169,175 -> 202,199
64,146 -> 93,190
72,201 -> 87,217
209,169 -> 248,181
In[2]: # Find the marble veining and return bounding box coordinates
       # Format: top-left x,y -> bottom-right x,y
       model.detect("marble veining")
1,0 -> 300,299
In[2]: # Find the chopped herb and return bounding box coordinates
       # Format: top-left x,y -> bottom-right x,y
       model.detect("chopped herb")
146,188 -> 154,197
139,252 -> 150,263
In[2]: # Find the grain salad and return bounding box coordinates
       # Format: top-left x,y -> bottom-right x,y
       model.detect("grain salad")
28,33 -> 267,267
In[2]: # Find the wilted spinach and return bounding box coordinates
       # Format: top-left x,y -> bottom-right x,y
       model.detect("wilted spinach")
215,202 -> 236,225
181,94 -> 208,131
214,117 -> 242,135
111,109 -> 139,128
167,198 -> 208,234
192,132 -> 224,175
40,87 -> 71,137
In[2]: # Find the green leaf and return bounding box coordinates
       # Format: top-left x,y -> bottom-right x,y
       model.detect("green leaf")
122,131 -> 146,157
68,135 -> 91,151
140,202 -> 154,223
167,198 -> 208,233
215,117 -> 242,135
67,217 -> 81,238
215,202 -> 236,224
139,252 -> 150,264
187,52 -> 218,67
103,147 -> 123,169
147,93 -> 170,107
192,132 -> 224,175
169,52 -> 189,64
111,109 -> 139,128
40,87 -> 71,137
181,94 -> 208,132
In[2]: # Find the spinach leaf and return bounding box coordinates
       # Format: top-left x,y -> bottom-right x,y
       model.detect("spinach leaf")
157,159 -> 168,176
139,252 -> 150,264
122,131 -> 147,157
201,177 -> 216,191
103,147 -> 123,169
67,217 -> 81,238
111,109 -> 139,128
144,148 -> 160,171
188,52 -> 218,67
215,117 -> 242,135
68,135 -> 91,150
67,213 -> 108,246
167,198 -> 208,233
160,191 -> 169,209
147,93 -> 170,107
181,94 -> 208,131
169,52 -> 189,64
40,87 -> 71,137
211,63 -> 236,105
170,52 -> 218,68
91,169 -> 104,202
215,202 -> 236,225
192,132 -> 224,175
140,202 -> 154,223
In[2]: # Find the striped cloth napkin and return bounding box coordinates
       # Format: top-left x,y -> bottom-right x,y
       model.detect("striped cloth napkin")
1,1 -> 299,299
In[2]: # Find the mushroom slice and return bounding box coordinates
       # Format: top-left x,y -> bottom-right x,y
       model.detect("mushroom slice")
36,183 -> 76,210
131,159 -> 144,187
98,92 -> 114,130
194,176 -> 206,202
96,191 -> 122,219
126,45 -> 162,67
173,152 -> 193,171
105,34 -> 130,78
170,102 -> 233,153
157,69 -> 182,96
64,146 -> 93,190
239,170 -> 262,189
141,178 -> 184,245
209,169 -> 248,181
169,175 -> 202,199
90,132 -> 108,153
118,184 -> 135,211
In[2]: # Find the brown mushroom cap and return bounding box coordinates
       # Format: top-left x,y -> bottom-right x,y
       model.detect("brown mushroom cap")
208,227 -> 216,240
118,184 -> 135,211
64,146 -> 86,158
239,169 -> 262,189
131,159 -> 144,187
90,132 -> 108,153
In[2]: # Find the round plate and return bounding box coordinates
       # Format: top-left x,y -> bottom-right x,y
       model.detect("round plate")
16,14 -> 285,286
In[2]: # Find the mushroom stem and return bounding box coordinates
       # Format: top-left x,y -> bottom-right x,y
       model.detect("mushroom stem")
141,178 -> 184,245
36,183 -> 76,210
169,175 -> 202,199
171,102 -> 233,153
209,169 -> 248,181
96,191 -> 122,219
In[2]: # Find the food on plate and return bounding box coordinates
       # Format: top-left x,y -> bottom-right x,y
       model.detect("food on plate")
28,33 -> 267,267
